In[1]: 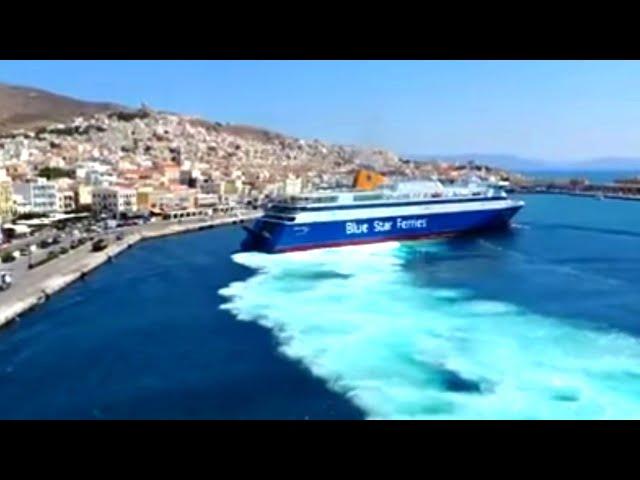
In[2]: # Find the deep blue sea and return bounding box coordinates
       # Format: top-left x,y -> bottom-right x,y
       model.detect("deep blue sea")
1,194 -> 640,419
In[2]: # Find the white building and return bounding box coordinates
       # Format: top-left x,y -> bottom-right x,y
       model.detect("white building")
84,169 -> 117,186
202,179 -> 245,196
57,190 -> 76,212
13,178 -> 59,214
12,194 -> 32,215
0,168 -> 14,224
76,161 -> 116,187
282,177 -> 303,196
92,186 -> 138,218
195,193 -> 219,208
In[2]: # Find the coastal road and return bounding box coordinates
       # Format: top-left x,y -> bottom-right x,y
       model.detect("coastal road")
1,233 -> 94,288
0,211 -> 261,327
0,227 -> 59,255
0,235 -> 132,325
112,210 -> 257,237
2,208 -> 258,261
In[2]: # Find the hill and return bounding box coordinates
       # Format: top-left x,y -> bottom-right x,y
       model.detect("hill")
0,83 -> 124,133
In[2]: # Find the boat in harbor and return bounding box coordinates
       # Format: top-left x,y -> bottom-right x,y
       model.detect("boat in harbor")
241,170 -> 525,254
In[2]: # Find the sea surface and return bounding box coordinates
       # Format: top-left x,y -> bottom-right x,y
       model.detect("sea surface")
1,194 -> 640,419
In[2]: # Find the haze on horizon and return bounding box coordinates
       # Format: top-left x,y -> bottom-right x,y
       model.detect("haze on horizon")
1,60 -> 640,164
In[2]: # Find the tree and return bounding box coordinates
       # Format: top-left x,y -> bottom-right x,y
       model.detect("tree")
37,166 -> 74,180
1,252 -> 16,263
14,212 -> 47,221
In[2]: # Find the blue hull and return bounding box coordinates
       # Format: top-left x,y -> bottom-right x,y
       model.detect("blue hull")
242,204 -> 523,253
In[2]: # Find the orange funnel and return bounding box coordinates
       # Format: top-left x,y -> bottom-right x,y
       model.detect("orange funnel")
352,169 -> 386,190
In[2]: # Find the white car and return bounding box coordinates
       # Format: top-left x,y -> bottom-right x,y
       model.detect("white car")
0,271 -> 12,291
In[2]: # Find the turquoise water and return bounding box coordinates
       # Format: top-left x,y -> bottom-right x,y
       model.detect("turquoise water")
1,195 -> 640,419
221,194 -> 640,419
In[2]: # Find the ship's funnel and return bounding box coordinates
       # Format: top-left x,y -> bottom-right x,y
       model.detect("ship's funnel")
353,169 -> 386,190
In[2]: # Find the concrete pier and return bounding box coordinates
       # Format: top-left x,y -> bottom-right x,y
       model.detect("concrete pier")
0,212 -> 260,329
514,181 -> 640,201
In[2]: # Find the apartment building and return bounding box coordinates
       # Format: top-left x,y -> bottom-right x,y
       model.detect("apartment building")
92,186 -> 138,218
0,168 -> 14,223
13,177 -> 59,214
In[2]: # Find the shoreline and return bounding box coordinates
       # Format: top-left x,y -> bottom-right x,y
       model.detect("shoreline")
516,190 -> 640,201
0,213 -> 260,330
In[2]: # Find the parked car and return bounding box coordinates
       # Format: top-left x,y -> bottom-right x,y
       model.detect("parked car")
91,239 -> 109,252
0,271 -> 12,291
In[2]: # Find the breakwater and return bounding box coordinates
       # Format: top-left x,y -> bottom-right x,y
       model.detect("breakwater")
514,182 -> 640,201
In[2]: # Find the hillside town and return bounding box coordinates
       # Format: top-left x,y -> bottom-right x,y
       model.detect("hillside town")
0,107 -> 521,240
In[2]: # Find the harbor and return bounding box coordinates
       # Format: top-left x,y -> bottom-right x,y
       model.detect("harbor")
0,211 -> 260,329
514,175 -> 640,201
2,60 -> 640,420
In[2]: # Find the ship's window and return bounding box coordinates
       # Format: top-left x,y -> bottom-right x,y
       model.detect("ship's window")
311,196 -> 339,204
353,193 -> 385,202
269,205 -> 299,215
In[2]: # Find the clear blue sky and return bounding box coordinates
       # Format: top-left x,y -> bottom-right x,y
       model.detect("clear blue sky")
2,60 -> 640,161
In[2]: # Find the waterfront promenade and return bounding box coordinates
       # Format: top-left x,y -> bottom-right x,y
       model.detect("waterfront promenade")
0,211 -> 260,329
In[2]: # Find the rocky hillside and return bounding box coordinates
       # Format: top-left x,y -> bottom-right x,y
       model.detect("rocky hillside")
0,83 -> 124,134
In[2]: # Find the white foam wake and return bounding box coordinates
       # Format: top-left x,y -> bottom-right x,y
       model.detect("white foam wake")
219,242 -> 640,419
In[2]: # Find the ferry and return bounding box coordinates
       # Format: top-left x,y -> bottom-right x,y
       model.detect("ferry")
241,169 -> 525,254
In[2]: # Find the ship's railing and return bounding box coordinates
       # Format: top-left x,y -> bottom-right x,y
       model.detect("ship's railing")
269,185 -> 503,210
